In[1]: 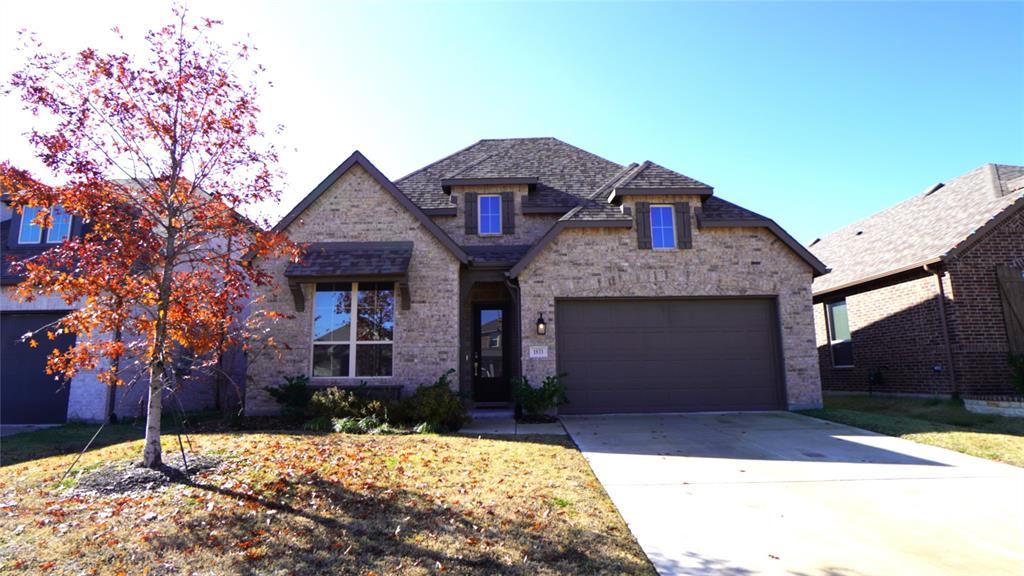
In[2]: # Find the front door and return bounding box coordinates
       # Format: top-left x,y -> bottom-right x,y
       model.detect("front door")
472,303 -> 510,402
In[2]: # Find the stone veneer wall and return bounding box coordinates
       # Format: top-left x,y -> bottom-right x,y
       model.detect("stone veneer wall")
244,164 -> 461,416
516,196 -> 823,410
433,184 -> 561,246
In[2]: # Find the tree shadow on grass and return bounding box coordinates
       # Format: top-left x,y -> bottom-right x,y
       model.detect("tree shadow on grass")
138,468 -> 655,575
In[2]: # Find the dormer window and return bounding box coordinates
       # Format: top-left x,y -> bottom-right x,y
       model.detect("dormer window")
650,205 -> 676,249
18,205 -> 72,244
478,195 -> 502,236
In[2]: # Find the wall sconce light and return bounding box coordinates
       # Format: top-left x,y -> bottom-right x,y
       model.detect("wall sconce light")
536,312 -> 547,336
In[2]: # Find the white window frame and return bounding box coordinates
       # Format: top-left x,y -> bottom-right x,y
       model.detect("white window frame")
650,204 -> 676,250
310,281 -> 395,378
827,299 -> 854,368
18,206 -> 43,244
478,194 -> 502,236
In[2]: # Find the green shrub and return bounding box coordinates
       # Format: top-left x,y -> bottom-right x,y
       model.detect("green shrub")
265,375 -> 313,422
330,415 -> 395,435
308,385 -> 393,420
303,416 -> 333,432
512,374 -> 568,421
1009,354 -> 1024,396
398,369 -> 467,432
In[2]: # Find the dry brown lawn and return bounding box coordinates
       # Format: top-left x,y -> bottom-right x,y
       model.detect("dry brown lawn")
0,429 -> 654,575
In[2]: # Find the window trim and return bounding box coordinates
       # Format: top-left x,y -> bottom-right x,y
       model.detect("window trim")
826,299 -> 854,368
649,204 -> 677,250
477,194 -> 503,236
310,281 -> 395,379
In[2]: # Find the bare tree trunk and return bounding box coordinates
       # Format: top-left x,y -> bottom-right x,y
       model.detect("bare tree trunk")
142,365 -> 163,467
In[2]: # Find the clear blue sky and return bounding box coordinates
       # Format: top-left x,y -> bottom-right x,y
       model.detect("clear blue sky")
2,1 -> 1022,242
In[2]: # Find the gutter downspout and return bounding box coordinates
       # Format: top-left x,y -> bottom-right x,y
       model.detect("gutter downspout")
925,264 -> 958,397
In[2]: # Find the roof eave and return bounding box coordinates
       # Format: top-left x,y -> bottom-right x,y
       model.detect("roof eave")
812,256 -> 942,298
609,186 -> 714,203
695,211 -> 829,276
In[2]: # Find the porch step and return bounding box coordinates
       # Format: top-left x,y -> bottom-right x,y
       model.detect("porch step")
470,406 -> 514,419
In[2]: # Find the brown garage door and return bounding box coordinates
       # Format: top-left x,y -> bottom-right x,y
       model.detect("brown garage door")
556,298 -> 785,414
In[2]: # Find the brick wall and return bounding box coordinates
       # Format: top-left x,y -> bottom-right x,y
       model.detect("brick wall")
245,164 -> 461,416
434,184 -> 560,246
813,271 -> 955,394
517,196 -> 823,410
945,206 -> 1024,395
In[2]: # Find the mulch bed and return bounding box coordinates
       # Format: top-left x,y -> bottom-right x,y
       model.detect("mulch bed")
72,453 -> 223,495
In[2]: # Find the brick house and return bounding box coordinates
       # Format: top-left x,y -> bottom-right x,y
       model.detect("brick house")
247,138 -> 827,415
809,164 -> 1024,396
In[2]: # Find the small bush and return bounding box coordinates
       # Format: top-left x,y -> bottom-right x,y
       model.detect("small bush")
398,369 -> 467,432
265,375 -> 312,422
331,415 -> 395,435
512,374 -> 568,421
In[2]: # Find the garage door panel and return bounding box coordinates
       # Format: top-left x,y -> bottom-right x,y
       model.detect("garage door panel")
557,299 -> 784,414
1,313 -> 75,424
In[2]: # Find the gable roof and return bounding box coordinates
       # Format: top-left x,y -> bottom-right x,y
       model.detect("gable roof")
810,163 -> 1024,296
275,151 -> 468,263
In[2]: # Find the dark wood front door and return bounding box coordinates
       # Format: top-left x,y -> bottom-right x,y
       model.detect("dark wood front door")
472,303 -> 510,402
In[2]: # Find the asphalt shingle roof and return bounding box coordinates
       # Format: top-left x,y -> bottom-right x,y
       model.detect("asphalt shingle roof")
395,138 -> 708,215
810,163 -> 1024,294
616,160 -> 711,190
285,242 -> 413,278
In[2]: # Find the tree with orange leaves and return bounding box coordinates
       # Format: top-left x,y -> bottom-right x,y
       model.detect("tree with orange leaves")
1,6 -> 298,468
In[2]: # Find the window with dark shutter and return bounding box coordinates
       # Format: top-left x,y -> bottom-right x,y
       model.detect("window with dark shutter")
635,202 -> 651,249
674,202 -> 692,249
465,192 -> 478,235
501,191 -> 515,234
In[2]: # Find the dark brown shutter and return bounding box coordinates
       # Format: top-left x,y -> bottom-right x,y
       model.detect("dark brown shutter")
674,202 -> 692,249
997,265 -> 1024,354
635,202 -> 651,249
465,192 -> 478,235
501,191 -> 515,234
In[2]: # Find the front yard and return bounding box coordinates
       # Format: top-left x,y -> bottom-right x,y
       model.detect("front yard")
0,426 -> 654,575
802,395 -> 1024,467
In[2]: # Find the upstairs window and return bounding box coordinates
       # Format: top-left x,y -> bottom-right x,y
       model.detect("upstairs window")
478,195 -> 502,235
46,206 -> 72,243
827,299 -> 854,367
18,205 -> 72,244
650,205 -> 676,249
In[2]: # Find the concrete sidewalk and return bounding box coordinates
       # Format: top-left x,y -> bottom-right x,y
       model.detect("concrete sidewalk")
563,412 -> 1024,576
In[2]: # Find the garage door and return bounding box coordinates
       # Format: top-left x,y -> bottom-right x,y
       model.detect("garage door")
1,313 -> 75,424
556,298 -> 784,414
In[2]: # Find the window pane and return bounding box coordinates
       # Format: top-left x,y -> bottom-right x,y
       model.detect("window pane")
18,207 -> 43,244
828,300 -> 851,341
650,206 -> 675,249
313,344 -> 350,377
479,308 -> 503,377
357,282 -> 395,341
47,206 -> 72,243
314,283 -> 352,342
479,196 -> 502,234
356,344 -> 392,377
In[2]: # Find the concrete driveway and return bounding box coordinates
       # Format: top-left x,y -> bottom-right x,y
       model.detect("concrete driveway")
562,412 -> 1024,576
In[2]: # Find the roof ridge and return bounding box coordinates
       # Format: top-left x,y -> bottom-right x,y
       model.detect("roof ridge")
588,163 -> 640,201
615,160 -> 651,189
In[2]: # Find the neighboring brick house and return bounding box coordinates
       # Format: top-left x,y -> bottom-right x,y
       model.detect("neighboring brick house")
247,138 -> 827,415
0,195 -> 241,425
809,164 -> 1024,397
